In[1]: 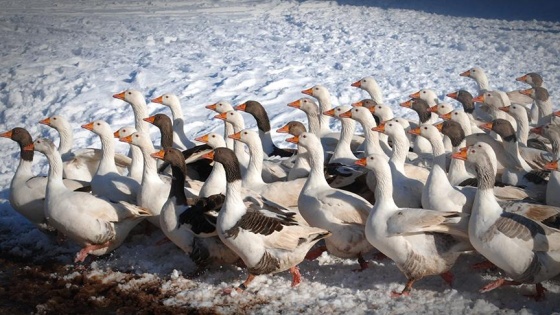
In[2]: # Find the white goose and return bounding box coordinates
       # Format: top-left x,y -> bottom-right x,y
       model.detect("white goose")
150,93 -> 195,149
213,110 -> 250,172
194,132 -> 227,197
339,106 -> 390,157
206,100 -> 235,149
323,105 -> 358,165
520,87 -> 555,126
356,154 -> 469,296
203,147 -> 330,293
289,132 -> 374,270
27,138 -> 149,262
39,115 -> 130,181
350,76 -> 384,105
230,130 -> 302,207
113,126 -> 142,183
1,128 -> 89,231
472,91 -> 517,130
516,73 -> 545,124
82,120 -> 140,203
276,121 -> 310,180
113,89 -> 151,135
301,85 -> 334,136
453,142 -> 560,300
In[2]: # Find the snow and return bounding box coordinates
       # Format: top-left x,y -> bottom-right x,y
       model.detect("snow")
1,0 -> 560,313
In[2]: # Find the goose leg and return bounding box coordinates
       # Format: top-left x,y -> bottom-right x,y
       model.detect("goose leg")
524,283 -> 547,301
305,245 -> 327,260
75,242 -> 110,263
290,266 -> 301,287
353,254 -> 368,272
223,273 -> 256,295
391,279 -> 414,297
480,278 -> 520,293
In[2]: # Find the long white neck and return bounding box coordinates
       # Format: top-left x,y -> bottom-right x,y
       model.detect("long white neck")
96,132 -> 119,175
242,139 -> 266,188
372,163 -> 398,210
355,115 -> 382,156
316,95 -> 332,136
138,141 -> 163,185
57,124 -> 73,155
130,101 -> 150,135
330,118 -> 357,163
230,123 -> 249,171
306,111 -> 321,136
222,179 -> 247,227
45,149 -> 67,193
536,99 -> 553,125
168,101 -> 194,149
224,122 -> 235,149
502,139 -> 532,172
387,128 -> 409,173
453,113 -> 473,136
448,140 -> 470,185
513,112 -> 529,146
303,141 -> 329,190
476,75 -> 490,92
127,144 -> 143,182
259,129 -> 274,157
364,83 -> 384,105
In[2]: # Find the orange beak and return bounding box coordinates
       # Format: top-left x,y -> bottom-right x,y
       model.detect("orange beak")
409,91 -> 421,99
323,109 -> 336,117
446,91 -> 458,99
479,122 -> 493,131
498,106 -> 510,113
428,105 -> 439,113
120,135 -> 133,143
113,91 -> 126,100
519,88 -> 532,96
113,130 -> 121,138
400,99 -> 413,108
234,103 -> 247,111
144,116 -> 156,124
23,143 -> 34,151
229,131 -> 242,140
440,112 -> 452,120
276,124 -> 290,133
350,80 -> 361,88
287,100 -> 301,108
516,74 -> 528,82
554,110 -> 560,117
408,127 -> 421,135
150,149 -> 166,160
39,117 -> 51,126
459,70 -> 470,77
0,130 -> 13,138
206,103 -> 217,111
81,122 -> 94,131
452,147 -> 468,160
472,94 -> 485,103
354,157 -> 367,167
301,88 -> 313,96
371,122 -> 386,133
530,126 -> 543,135
544,160 -> 558,171
214,112 -> 228,120
286,135 -> 299,144
434,122 -> 444,132
195,134 -> 209,143
151,96 -> 163,104
351,100 -> 363,107
339,110 -> 352,118
201,151 -> 215,161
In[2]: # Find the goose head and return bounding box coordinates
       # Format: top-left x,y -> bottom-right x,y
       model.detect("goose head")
352,99 -> 378,110
81,120 -> 113,137
372,119 -> 406,138
447,90 -> 475,114
301,84 -> 330,101
480,119 -> 516,142
429,102 -> 454,115
276,121 -> 307,136
339,106 -> 373,121
472,91 -> 504,108
151,93 -> 180,107
453,142 -> 497,172
195,132 -> 226,148
151,147 -> 186,173
113,126 -> 137,139
288,98 -> 318,114
520,87 -> 549,102
498,104 -> 527,121
438,120 -> 465,147
410,124 -> 442,142
113,89 -> 146,106
285,132 -> 320,150
324,105 -> 353,119
229,129 -> 260,147
214,110 -> 244,129
144,113 -> 172,130
516,73 -> 543,87
202,147 -> 241,182
206,100 -> 233,113
409,89 -> 439,106
350,76 -> 379,91
119,132 -> 153,149
234,100 -> 270,132
1,127 -> 33,148
459,66 -> 486,81
39,115 -> 71,133
354,153 -> 390,173
27,137 -> 57,155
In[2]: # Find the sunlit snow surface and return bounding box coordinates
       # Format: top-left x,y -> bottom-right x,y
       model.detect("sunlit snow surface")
1,1 -> 560,313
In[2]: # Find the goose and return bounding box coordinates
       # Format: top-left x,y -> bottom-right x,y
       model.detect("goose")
372,120 -> 428,208
113,89 -> 151,135
229,130 -> 302,207
1,128 -> 89,231
339,106 -> 390,157
143,113 -> 212,181
350,76 -> 384,104
119,132 -> 173,227
213,110 -> 250,173
534,124 -> 560,207
409,89 -> 454,152
150,93 -> 195,149
202,147 -> 330,293
323,105 -> 358,165
516,73 -> 545,124
113,126 -> 143,183
473,91 -> 517,130
355,154 -> 469,296
407,89 -> 441,122
82,120 -> 140,203
26,138 -> 149,262
436,120 -> 477,185
39,115 -> 130,181
234,100 -> 295,157
399,98 -> 434,155
520,87 -> 555,126
194,132 -> 227,197
205,100 -> 235,149
288,132 -> 374,270
452,142 -> 560,300
459,66 -> 511,121
446,90 -> 475,115
499,104 -> 550,151
276,121 -> 310,180
350,100 -> 394,154
151,148 -> 239,267
301,85 -> 334,136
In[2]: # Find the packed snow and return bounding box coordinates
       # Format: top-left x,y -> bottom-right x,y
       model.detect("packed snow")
1,0 -> 560,313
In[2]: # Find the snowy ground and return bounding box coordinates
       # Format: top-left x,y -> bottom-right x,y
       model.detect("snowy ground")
1,0 -> 560,313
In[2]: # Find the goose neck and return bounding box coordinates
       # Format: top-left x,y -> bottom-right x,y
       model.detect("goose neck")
98,133 -> 118,173
57,125 -> 73,155
356,116 -> 381,156
388,129 -> 409,170
243,140 -> 265,187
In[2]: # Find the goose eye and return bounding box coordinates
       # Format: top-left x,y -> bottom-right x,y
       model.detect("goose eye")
454,112 -> 458,115
477,144 -> 482,148
211,135 -> 215,138
423,127 -> 427,130
37,140 -> 41,144
363,80 -> 367,83
122,129 -> 126,132
389,123 -> 393,126
127,92 -> 132,95
303,135 -> 307,138
243,132 -> 248,135
422,91 -> 426,94
165,96 -> 169,99
96,123 -> 100,126
53,117 -> 57,120
314,87 -> 319,90
135,135 -> 139,138
369,157 -> 374,160
472,69 -> 476,72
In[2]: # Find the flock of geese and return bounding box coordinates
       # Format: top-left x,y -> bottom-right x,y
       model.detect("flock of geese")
3,66 -> 560,300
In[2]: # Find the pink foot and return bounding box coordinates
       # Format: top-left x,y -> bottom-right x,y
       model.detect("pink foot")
74,242 -> 110,263
390,290 -> 410,298
305,245 -> 327,261
290,266 -> 301,287
480,278 -> 520,293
